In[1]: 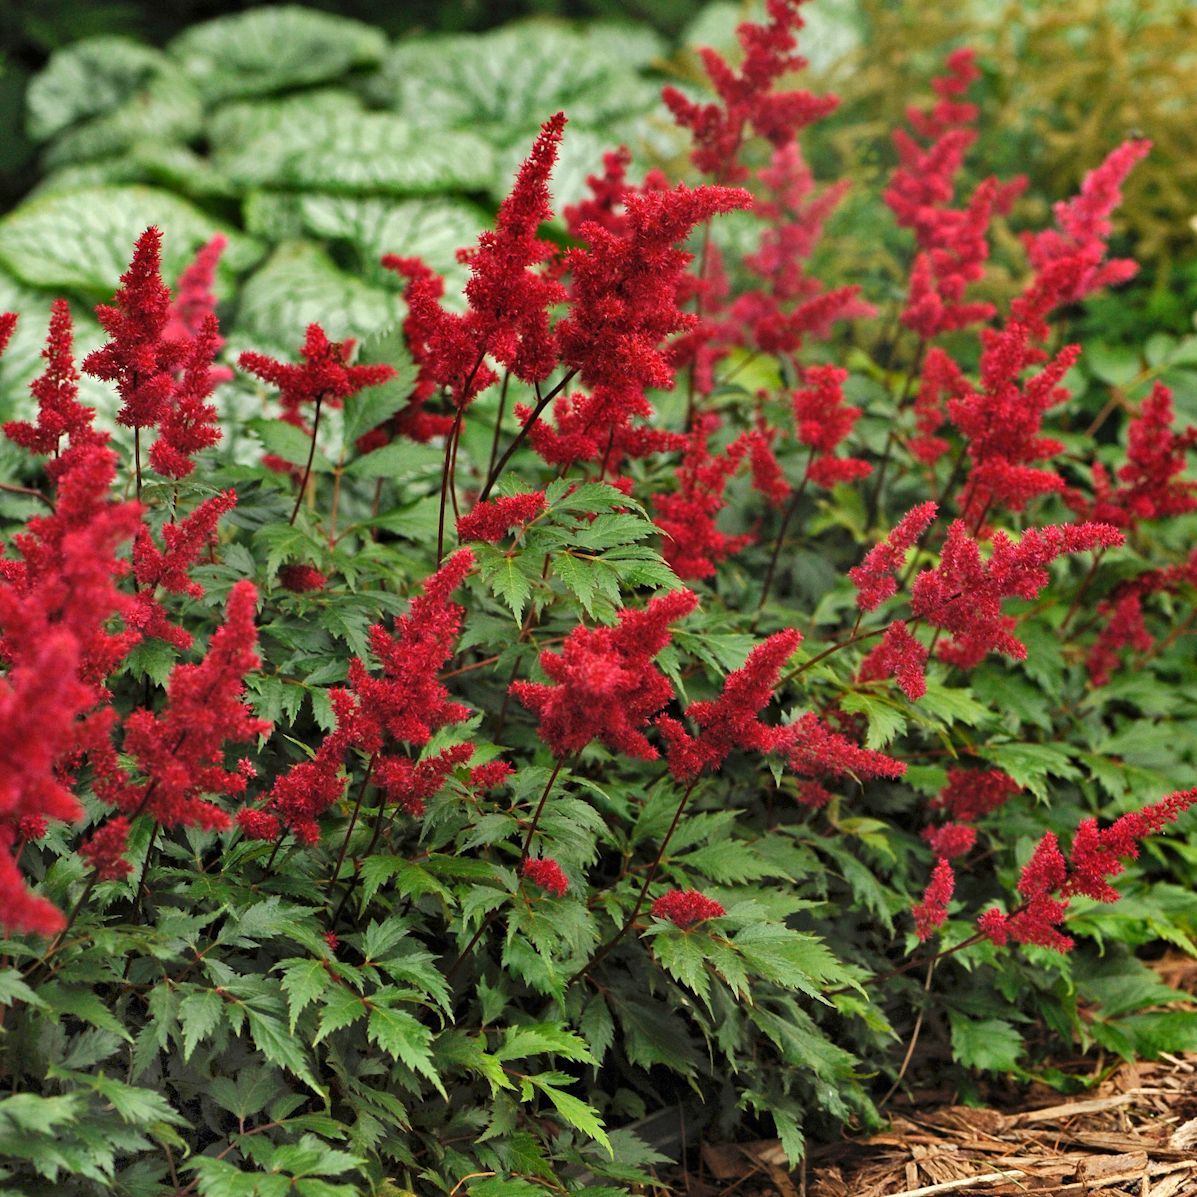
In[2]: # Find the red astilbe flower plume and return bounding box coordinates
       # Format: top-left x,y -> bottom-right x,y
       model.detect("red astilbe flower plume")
652,889 -> 725,927
791,366 -> 871,488
383,113 -> 568,419
979,790 -> 1197,953
348,548 -> 474,752
511,588 -> 698,760
912,857 -> 954,939
239,323 -> 396,466
522,856 -> 569,897
238,689 -> 358,845
654,414 -> 752,580
857,622 -> 929,702
166,235 -> 228,343
1017,139 -> 1151,334
375,743 -> 474,818
663,0 -> 837,183
3,442 -> 142,693
0,312 -> 15,356
150,314 -> 226,478
1086,591 -> 1154,687
83,227 -> 188,431
931,767 -> 1021,823
563,145 -> 640,239
91,581 -> 271,831
4,300 -> 102,456
922,823 -> 976,859
782,711 -> 906,792
130,489 -> 237,649
911,520 -> 1123,670
278,564 -> 328,593
1071,383 -> 1197,529
850,502 -> 938,611
908,347 -> 966,466
657,629 -> 801,781
886,51 -> 1024,341
79,815 -> 133,881
1065,789 -> 1197,902
456,491 -> 546,544
535,183 -> 750,471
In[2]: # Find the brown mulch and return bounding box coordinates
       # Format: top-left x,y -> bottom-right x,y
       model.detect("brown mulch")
689,1056 -> 1197,1197
679,951 -> 1197,1197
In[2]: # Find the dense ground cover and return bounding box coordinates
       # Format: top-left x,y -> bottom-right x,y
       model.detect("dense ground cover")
1,2 -> 1196,1194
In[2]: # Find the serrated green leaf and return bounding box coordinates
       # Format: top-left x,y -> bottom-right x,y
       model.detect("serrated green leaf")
278,961 -> 330,1033
527,1076 -> 612,1155
948,1013 -> 1024,1072
178,989 -> 224,1062
366,1006 -> 443,1094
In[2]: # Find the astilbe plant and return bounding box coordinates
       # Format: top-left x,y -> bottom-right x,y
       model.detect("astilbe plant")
2,2 -> 1197,1192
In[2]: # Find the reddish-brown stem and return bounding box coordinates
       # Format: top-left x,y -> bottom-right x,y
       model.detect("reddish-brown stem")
479,368 -> 578,502
289,394 -> 323,526
326,752 -> 378,910
521,757 -> 566,858
865,340 -> 925,530
133,427 -> 143,503
263,830 -> 288,872
486,370 -> 512,484
570,775 -> 699,987
1058,549 -> 1106,637
0,480 -> 53,510
129,823 -> 160,925
780,625 -> 887,686
753,449 -> 815,624
436,405 -> 466,565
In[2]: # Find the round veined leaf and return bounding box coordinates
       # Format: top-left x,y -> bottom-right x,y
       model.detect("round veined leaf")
26,37 -> 167,143
369,23 -> 660,135
231,241 -> 405,349
0,186 -> 263,299
293,194 -> 486,296
42,74 -> 204,170
210,99 -> 496,196
31,144 -> 237,203
167,5 -> 387,104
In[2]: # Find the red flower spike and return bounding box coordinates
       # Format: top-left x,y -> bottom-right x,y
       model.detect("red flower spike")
167,234 -> 228,342
663,0 -> 837,183
791,366 -> 870,488
511,589 -> 698,760
470,760 -> 513,791
239,323 -> 396,429
913,857 -> 954,939
278,564 -> 328,594
0,312 -> 16,357
922,822 -> 976,858
374,743 -> 474,818
237,807 -> 281,841
83,228 -> 187,431
149,314 -> 226,478
931,768 -> 1021,822
456,492 -> 547,544
857,621 -> 929,701
130,489 -> 237,649
347,549 -> 474,753
80,816 -> 132,881
4,300 -> 102,456
522,857 -> 569,897
781,712 -> 905,782
652,889 -> 725,928
850,502 -> 938,611
94,582 -> 271,831
654,415 -> 753,580
657,628 -> 801,782
1018,139 -> 1151,331
564,145 -> 636,238
911,520 -> 1123,669
1072,383 -> 1197,529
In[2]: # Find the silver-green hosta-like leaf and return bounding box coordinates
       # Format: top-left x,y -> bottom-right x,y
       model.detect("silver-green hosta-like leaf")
210,95 -> 496,195
231,241 -> 404,349
167,5 -> 387,104
370,23 -> 660,135
43,74 -> 204,169
292,194 -> 485,295
0,186 -> 261,299
26,37 -> 167,143
31,144 -> 236,203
